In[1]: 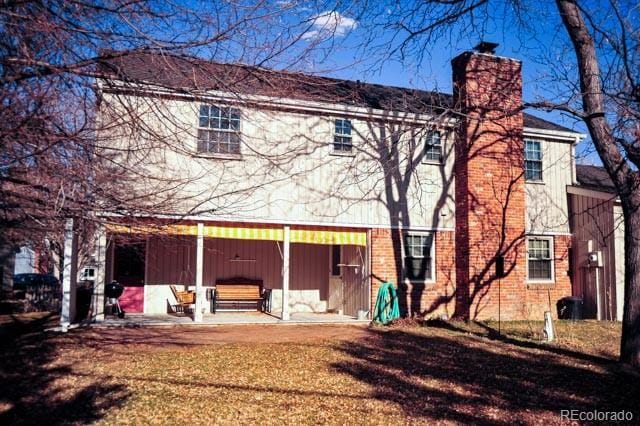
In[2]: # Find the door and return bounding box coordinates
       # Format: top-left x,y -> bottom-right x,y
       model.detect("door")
328,245 -> 343,313
114,242 -> 146,313
341,245 -> 368,318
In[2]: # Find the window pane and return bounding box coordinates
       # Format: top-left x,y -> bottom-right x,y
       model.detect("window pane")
525,160 -> 542,180
424,132 -> 442,162
424,145 -> 442,162
528,238 -> 552,280
525,140 -> 542,160
525,141 -> 543,181
528,259 -> 551,280
335,119 -> 352,136
334,135 -> 352,151
197,104 -> 241,154
403,234 -> 433,281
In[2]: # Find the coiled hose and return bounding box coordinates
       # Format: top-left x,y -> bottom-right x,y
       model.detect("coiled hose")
373,282 -> 400,324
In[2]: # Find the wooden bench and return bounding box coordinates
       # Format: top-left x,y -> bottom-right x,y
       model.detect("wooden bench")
212,278 -> 268,313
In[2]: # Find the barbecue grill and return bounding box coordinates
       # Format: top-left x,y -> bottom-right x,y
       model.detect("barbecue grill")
105,281 -> 125,318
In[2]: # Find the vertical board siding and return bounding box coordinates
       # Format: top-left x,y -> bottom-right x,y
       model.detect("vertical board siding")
526,139 -> 573,233
569,193 -> 617,319
290,243 -> 330,298
148,237 -> 332,295
202,238 -> 282,289
147,235 -> 196,285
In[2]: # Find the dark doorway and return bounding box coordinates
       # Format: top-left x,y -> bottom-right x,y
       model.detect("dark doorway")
114,242 -> 146,313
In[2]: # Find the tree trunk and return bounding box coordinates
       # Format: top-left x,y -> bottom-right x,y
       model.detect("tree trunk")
621,199 -> 640,366
556,0 -> 640,366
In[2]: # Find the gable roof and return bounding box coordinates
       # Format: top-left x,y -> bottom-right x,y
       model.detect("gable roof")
97,50 -> 576,134
575,165 -> 617,193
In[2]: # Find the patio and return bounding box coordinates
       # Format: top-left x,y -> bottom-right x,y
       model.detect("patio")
98,311 -> 370,327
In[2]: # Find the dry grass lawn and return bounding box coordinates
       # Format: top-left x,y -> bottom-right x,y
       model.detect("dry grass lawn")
0,313 -> 638,425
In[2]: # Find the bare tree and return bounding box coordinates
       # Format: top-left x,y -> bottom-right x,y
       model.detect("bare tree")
0,0 -> 328,263
348,0 -> 639,366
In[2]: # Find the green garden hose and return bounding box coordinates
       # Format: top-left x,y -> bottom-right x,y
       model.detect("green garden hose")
373,282 -> 400,324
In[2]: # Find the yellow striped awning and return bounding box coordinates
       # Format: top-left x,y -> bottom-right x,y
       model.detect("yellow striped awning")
106,224 -> 366,246
290,229 -> 367,246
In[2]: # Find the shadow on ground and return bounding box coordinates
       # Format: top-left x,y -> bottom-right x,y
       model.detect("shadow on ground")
332,326 -> 640,423
0,314 -> 130,425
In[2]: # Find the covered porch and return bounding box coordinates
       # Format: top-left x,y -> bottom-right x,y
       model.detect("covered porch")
60,219 -> 371,326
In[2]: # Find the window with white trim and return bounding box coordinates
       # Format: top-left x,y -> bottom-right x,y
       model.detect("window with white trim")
524,139 -> 543,181
197,104 -> 241,154
333,119 -> 353,152
527,237 -> 554,281
403,233 -> 434,282
424,131 -> 443,163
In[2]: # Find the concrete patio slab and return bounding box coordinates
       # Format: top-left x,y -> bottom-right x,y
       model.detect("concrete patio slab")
98,311 -> 370,327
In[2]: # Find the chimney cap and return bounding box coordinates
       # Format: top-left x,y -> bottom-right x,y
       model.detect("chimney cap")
474,41 -> 499,54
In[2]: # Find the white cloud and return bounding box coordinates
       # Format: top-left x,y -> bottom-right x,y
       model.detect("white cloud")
301,11 -> 358,41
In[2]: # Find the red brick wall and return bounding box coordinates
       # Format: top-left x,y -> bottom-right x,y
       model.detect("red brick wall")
368,228 -> 571,320
370,229 -> 456,318
452,51 -> 527,320
522,235 -> 572,319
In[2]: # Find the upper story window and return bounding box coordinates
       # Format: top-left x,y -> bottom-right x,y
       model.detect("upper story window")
333,119 -> 353,153
403,233 -> 435,282
524,139 -> 542,181
197,104 -> 241,155
424,131 -> 443,163
526,236 -> 554,282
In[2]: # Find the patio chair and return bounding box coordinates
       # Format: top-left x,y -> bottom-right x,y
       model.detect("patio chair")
169,285 -> 195,314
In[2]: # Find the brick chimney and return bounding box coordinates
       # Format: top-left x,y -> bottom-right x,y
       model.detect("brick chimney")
452,43 -> 526,320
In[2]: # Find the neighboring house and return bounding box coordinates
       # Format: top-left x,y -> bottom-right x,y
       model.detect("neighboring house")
62,43 -> 597,323
569,165 -> 625,321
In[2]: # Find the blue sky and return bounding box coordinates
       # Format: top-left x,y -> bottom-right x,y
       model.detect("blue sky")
278,3 -> 599,164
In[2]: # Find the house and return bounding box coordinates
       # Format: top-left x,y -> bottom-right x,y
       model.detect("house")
569,165 -> 625,320
60,43 -> 623,325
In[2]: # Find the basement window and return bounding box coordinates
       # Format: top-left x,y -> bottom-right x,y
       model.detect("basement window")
333,119 -> 353,153
524,140 -> 543,181
403,233 -> 435,282
197,104 -> 241,155
526,236 -> 554,282
423,131 -> 443,163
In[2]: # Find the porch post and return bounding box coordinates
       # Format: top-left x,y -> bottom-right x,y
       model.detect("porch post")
93,225 -> 107,322
61,218 -> 78,330
194,223 -> 204,322
282,225 -> 290,320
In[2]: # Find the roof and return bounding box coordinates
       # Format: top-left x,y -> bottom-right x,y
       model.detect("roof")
576,165 -> 617,193
97,50 -> 577,134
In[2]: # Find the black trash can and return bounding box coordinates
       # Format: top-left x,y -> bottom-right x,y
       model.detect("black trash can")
75,281 -> 94,322
557,296 -> 583,320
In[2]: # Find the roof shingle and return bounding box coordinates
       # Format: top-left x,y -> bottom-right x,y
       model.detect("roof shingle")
98,50 -> 578,134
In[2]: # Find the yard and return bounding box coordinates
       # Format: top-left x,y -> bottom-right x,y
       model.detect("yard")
0,314 -> 638,425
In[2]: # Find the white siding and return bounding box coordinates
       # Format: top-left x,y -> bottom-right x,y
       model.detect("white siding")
99,93 -> 456,229
526,138 -> 573,234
